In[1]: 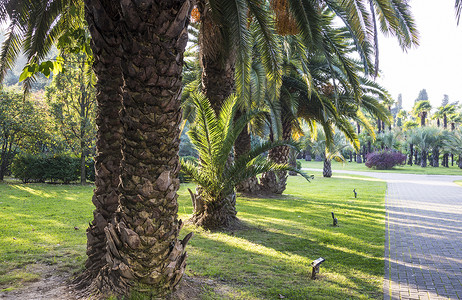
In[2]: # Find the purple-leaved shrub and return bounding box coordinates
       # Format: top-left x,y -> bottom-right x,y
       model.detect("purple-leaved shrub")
365,150 -> 407,170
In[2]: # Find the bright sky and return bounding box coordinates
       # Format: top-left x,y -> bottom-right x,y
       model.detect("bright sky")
376,1 -> 462,111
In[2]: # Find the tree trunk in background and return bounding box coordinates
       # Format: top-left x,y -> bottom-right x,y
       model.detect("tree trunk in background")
189,188 -> 238,229
420,112 -> 426,126
356,150 -> 362,163
80,140 -> 86,185
95,1 -> 193,297
420,150 -> 427,167
451,153 -> 454,166
259,119 -> 291,194
288,148 -> 298,176
408,144 -> 413,165
198,0 -> 236,114
377,118 -> 381,133
443,153 -> 449,167
323,159 -> 332,178
458,155 -> 462,169
80,0 -> 124,285
235,120 -> 260,194
432,148 -> 439,167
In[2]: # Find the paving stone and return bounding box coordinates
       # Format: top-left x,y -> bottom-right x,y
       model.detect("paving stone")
303,169 -> 462,300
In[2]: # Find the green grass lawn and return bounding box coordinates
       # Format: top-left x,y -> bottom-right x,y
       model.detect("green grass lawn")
0,173 -> 386,299
301,159 -> 462,175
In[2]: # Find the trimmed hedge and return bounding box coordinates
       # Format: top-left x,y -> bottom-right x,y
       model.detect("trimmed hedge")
365,150 -> 406,170
12,154 -> 81,183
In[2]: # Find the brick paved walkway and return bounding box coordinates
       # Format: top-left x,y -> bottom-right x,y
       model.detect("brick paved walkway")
381,174 -> 462,300
304,169 -> 462,299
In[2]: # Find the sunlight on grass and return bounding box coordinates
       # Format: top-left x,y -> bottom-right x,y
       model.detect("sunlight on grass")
1,174 -> 386,299
10,185 -> 54,198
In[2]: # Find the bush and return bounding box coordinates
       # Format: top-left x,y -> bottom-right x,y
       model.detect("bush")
12,154 -> 80,183
365,150 -> 406,170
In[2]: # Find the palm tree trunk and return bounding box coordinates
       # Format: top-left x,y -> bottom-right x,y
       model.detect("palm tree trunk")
443,153 -> 449,167
259,119 -> 291,194
458,154 -> 462,169
95,1 -> 193,297
235,119 -> 260,194
189,188 -> 238,229
198,0 -> 236,114
420,150 -> 427,167
80,0 -> 124,286
408,143 -> 413,166
323,159 -> 332,178
432,148 -> 439,167
421,112 -> 426,126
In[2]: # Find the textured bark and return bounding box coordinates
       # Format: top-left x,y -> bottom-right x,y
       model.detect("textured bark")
288,149 -> 298,176
189,188 -> 238,229
80,0 -> 124,285
323,159 -> 332,178
234,121 -> 260,194
459,155 -> 462,169
420,112 -> 427,126
408,144 -> 413,165
420,150 -> 427,167
259,120 -> 291,194
197,0 -> 236,114
356,151 -> 362,163
94,1 -> 193,297
442,153 -> 449,167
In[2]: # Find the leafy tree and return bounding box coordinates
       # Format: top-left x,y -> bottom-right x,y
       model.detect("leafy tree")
182,93 -> 311,229
46,53 -> 96,184
441,94 -> 449,107
0,89 -> 47,180
415,89 -> 428,102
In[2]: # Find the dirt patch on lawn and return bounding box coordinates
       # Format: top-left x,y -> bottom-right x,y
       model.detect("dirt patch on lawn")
0,264 -> 77,300
0,264 -> 239,300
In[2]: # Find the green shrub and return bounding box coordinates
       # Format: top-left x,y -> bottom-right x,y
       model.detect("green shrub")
11,154 -> 47,183
12,154 -> 80,183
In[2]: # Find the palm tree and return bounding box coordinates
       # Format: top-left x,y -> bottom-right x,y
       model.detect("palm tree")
434,104 -> 456,128
310,129 -> 351,178
91,1 -> 196,297
411,127 -> 440,168
448,112 -> 462,131
444,128 -> 462,168
195,0 -> 418,194
182,93 -> 311,229
412,100 -> 432,126
0,0 -> 125,286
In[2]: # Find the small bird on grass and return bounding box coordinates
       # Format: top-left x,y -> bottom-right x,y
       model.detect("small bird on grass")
353,188 -> 357,198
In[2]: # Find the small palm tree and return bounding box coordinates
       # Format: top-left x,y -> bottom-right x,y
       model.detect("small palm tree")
181,93 -> 312,229
310,129 -> 351,178
411,127 -> 441,167
444,128 -> 462,169
412,100 -> 432,126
